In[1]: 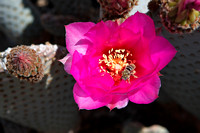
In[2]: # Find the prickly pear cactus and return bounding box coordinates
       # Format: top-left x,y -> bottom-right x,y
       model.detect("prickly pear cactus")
41,13 -> 79,36
0,0 -> 42,44
0,118 -> 32,133
150,3 -> 200,119
49,0 -> 92,16
41,0 -> 96,36
0,0 -> 33,38
0,43 -> 79,133
0,31 -> 14,51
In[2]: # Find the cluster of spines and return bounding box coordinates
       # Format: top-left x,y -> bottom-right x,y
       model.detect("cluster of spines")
98,0 -> 138,20
6,45 -> 44,83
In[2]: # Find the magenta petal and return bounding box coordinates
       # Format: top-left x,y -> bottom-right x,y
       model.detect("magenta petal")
65,22 -> 95,54
59,54 -> 73,74
84,73 -> 114,92
85,21 -> 118,49
121,12 -> 156,40
111,27 -> 140,45
73,83 -> 110,110
105,20 -> 119,29
128,75 -> 161,104
150,36 -> 177,71
107,95 -> 129,110
70,51 -> 90,81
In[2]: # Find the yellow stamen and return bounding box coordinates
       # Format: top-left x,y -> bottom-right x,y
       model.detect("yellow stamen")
99,48 -> 136,83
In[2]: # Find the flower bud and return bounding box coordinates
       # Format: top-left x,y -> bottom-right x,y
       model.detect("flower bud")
98,0 -> 138,20
6,45 -> 44,83
160,0 -> 200,33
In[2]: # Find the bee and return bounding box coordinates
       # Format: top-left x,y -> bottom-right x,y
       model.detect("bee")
121,64 -> 137,82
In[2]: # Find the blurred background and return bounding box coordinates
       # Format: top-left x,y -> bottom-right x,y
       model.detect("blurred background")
0,0 -> 200,133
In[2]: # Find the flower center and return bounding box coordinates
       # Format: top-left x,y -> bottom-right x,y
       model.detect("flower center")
99,48 -> 137,83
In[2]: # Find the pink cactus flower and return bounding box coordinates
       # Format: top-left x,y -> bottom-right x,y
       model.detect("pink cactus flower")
60,12 -> 177,110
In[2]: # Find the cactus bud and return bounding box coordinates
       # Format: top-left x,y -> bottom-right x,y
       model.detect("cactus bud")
98,0 -> 138,20
6,45 -> 44,83
160,0 -> 200,33
175,9 -> 188,23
